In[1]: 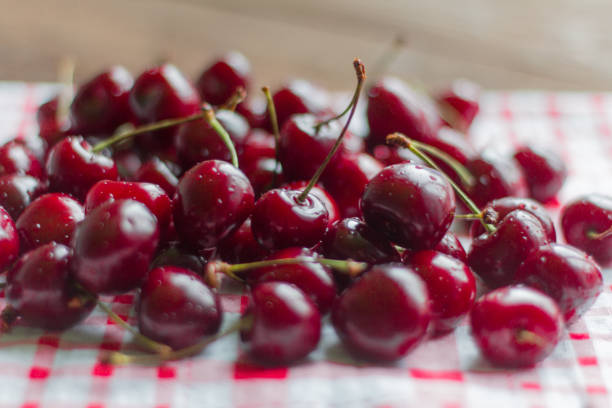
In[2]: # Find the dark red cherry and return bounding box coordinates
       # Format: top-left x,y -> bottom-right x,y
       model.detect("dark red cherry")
322,152 -> 383,218
16,193 -> 84,253
332,263 -> 431,361
70,66 -> 134,135
323,217 -> 399,264
466,149 -> 528,207
113,149 -> 142,180
0,207 -> 19,271
173,160 -> 254,250
239,130 -> 275,166
196,51 -> 251,106
250,188 -> 329,251
269,80 -> 330,130
366,77 -> 441,148
138,266 -> 222,350
247,247 -> 336,314
561,194 -> 612,266
409,250 -> 476,335
468,209 -> 550,289
241,281 -> 321,365
436,79 -> 480,132
45,136 -> 119,201
6,243 -> 95,330
428,126 -> 477,184
72,199 -> 159,294
37,96 -> 70,148
433,231 -> 467,263
84,180 -> 172,240
279,114 -> 347,181
470,197 -> 556,242
0,141 -> 43,179
516,243 -> 603,324
0,174 -> 46,219
282,181 -> 340,228
236,96 -> 267,129
240,157 -> 283,198
470,285 -> 563,368
514,145 -> 567,203
150,242 -> 207,272
370,144 -> 426,167
217,218 -> 269,264
175,109 -> 249,169
134,157 -> 179,197
361,163 -> 455,250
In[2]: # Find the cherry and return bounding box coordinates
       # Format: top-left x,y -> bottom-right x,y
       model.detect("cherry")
0,207 -> 19,271
173,160 -> 254,250
282,181 -> 340,228
468,209 -> 550,289
268,80 -> 330,130
196,51 -> 251,106
72,199 -> 159,294
6,243 -> 96,331
361,162 -> 455,250
0,174 -> 46,219
561,194 -> 612,266
470,285 -> 563,368
241,281 -> 321,365
70,66 -> 134,135
36,96 -> 70,148
332,263 -> 431,361
113,149 -> 142,180
238,130 -> 282,196
436,79 -> 480,132
150,242 -> 207,272
470,197 -> 556,242
217,218 -> 270,264
366,77 -> 441,148
84,180 -> 172,240
138,266 -> 222,350
236,96 -> 267,129
432,231 -> 467,263
0,141 -> 43,179
516,243 -> 603,324
428,126 -> 477,184
45,136 -> 119,201
134,157 -> 179,197
408,250 -> 476,335
514,145 -> 567,203
371,144 -> 426,167
16,193 -> 84,252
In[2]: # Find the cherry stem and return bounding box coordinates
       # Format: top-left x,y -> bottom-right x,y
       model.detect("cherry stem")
455,213 -> 482,220
220,87 -> 247,111
262,86 -> 281,188
298,58 -> 367,203
410,141 -> 474,187
588,226 -> 612,240
0,306 -> 19,331
386,132 -> 495,233
515,329 -> 546,347
56,57 -> 75,124
105,315 -> 252,365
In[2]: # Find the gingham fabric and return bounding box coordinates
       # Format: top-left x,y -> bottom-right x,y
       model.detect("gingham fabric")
0,82 -> 611,408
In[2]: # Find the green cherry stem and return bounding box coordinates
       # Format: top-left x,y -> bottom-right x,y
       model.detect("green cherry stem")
219,86 -> 247,111
56,57 -> 76,124
588,226 -> 612,240
386,132 -> 495,233
297,58 -> 367,203
262,86 -> 281,187
410,141 -> 474,187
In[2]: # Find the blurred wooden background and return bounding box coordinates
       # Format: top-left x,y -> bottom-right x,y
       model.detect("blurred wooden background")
1,0 -> 611,90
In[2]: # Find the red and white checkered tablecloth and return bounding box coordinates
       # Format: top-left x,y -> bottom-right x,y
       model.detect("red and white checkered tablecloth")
0,82 -> 611,408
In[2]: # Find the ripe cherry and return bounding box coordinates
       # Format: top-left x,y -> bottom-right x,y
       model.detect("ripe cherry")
428,126 -> 477,184
16,193 -> 84,252
436,79 -> 480,132
332,263 -> 431,361
282,181 -> 340,228
268,80 -> 330,130
0,174 -> 46,219
514,145 -> 567,203
138,266 -> 222,350
361,163 -> 455,250
196,51 -> 251,106
72,199 -> 159,294
470,285 -> 563,368
236,96 -> 267,129
134,157 -> 179,197
241,281 -> 321,365
371,144 -> 426,167
0,207 -> 19,271
0,141 -> 43,179
150,242 -> 207,272
516,243 -> 603,324
432,231 -> 467,263
36,96 -> 70,148
217,218 -> 269,264
6,243 -> 95,330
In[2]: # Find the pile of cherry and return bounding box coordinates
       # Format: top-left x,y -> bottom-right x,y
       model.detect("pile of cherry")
0,51 -> 610,369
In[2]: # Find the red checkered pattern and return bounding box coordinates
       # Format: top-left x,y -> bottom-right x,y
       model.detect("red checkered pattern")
0,82 -> 611,408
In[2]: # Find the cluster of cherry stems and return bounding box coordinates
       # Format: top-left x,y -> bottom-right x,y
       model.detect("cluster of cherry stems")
0,50 -> 610,368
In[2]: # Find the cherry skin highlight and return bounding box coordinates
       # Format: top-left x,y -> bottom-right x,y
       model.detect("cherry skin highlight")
268,80 -> 330,130
196,51 -> 251,106
0,206 -> 19,271
0,141 -> 43,179
514,145 -> 567,203
0,174 -> 46,220
134,157 -> 179,197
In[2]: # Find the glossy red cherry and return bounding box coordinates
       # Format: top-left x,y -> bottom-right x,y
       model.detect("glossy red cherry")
250,188 -> 329,251
470,285 -> 563,368
6,243 -> 95,330
433,231 -> 467,263
173,160 -> 254,250
514,145 -> 567,203
236,96 -> 267,129
468,210 -> 550,289
361,163 -> 455,250
16,193 -> 84,253
409,250 -> 476,335
72,199 -> 159,294
138,266 -> 222,350
217,218 -> 269,264
238,130 -> 281,196
0,141 -> 43,179
134,157 -> 179,197
150,242 -> 207,272
282,181 -> 340,228
436,79 -> 480,132
470,197 -> 556,242
45,136 -> 119,201
70,66 -> 134,135
37,96 -> 70,148
0,207 -> 19,271
332,263 -> 431,361
367,77 -> 441,148
268,80 -> 330,130
561,194 -> 612,266
516,243 -> 603,324
0,174 -> 46,219
241,281 -> 321,365
196,51 -> 251,106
